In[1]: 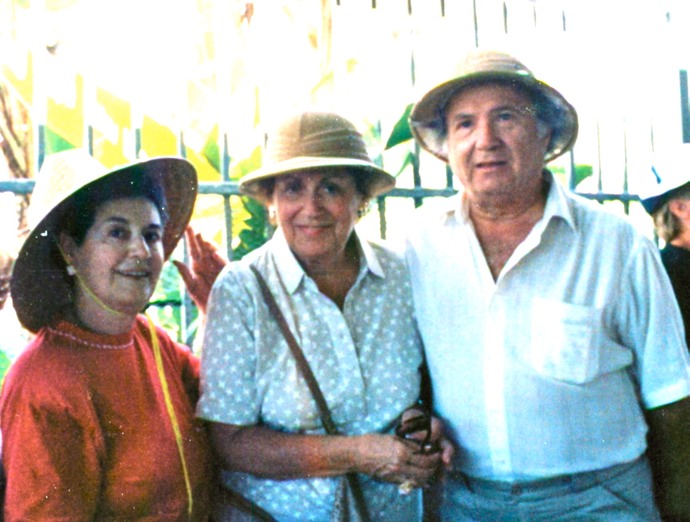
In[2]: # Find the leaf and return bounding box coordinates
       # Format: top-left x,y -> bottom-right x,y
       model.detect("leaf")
384,103 -> 414,150
202,125 -> 221,173
0,350 -> 11,383
573,164 -> 593,188
396,151 -> 415,177
232,197 -> 270,260
229,146 -> 262,181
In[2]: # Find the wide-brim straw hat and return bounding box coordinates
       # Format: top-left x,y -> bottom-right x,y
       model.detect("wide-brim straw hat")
11,149 -> 197,333
639,144 -> 690,214
240,112 -> 395,204
409,50 -> 578,163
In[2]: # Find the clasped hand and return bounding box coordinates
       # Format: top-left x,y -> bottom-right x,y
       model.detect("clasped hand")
355,410 -> 454,492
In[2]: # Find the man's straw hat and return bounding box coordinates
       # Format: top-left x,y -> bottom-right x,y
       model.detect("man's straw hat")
11,149 -> 197,333
240,112 -> 395,204
409,50 -> 578,163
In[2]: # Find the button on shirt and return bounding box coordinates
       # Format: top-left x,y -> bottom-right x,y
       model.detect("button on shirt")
404,172 -> 690,481
197,230 -> 423,521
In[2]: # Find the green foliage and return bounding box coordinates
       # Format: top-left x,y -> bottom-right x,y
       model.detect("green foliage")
0,349 -> 11,384
550,164 -> 594,190
385,103 -> 414,150
148,261 -> 190,343
233,197 -> 270,260
43,128 -> 74,155
573,164 -> 593,188
229,145 -> 271,260
202,125 -> 221,173
396,151 -> 416,176
230,145 -> 263,180
145,143 -> 271,343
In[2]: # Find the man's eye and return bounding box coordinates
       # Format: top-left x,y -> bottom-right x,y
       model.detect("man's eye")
452,119 -> 473,130
497,111 -> 515,121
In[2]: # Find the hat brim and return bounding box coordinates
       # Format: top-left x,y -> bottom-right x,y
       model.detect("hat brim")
11,157 -> 197,333
410,72 -> 579,163
239,156 -> 396,204
641,181 -> 690,215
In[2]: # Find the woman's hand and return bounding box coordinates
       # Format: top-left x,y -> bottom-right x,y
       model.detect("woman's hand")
396,406 -> 455,474
173,226 -> 227,313
353,433 -> 443,490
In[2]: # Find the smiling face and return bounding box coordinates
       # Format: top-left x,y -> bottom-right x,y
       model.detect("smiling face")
61,197 -> 164,322
444,82 -> 551,208
270,168 -> 363,270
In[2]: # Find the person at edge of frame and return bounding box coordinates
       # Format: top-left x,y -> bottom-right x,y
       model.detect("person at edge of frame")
641,144 -> 690,352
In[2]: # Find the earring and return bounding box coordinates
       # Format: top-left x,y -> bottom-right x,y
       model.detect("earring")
66,265 -> 76,276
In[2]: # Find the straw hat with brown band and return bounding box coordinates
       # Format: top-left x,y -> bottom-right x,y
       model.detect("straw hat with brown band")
11,149 -> 198,334
409,49 -> 579,164
239,111 -> 396,204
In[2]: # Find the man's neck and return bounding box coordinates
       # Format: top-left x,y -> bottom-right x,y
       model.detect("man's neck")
467,182 -> 548,280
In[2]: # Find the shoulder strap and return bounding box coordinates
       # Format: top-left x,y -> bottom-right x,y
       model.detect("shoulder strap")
146,315 -> 194,519
249,266 -> 371,522
249,266 -> 338,434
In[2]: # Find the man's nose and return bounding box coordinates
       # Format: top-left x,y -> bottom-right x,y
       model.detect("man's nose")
476,119 -> 500,149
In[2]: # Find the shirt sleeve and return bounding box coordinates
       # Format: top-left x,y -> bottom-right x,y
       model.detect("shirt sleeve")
196,266 -> 262,425
615,237 -> 690,409
2,365 -> 103,521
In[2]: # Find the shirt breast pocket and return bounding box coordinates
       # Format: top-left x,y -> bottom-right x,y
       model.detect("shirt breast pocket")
529,298 -> 600,384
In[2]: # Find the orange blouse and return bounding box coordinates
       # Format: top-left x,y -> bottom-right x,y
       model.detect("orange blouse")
0,316 -> 214,521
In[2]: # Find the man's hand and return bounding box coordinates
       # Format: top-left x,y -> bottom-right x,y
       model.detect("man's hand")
173,227 -> 227,314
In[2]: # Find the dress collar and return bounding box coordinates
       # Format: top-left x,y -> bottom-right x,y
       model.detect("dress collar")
271,228 -> 383,295
47,318 -> 135,350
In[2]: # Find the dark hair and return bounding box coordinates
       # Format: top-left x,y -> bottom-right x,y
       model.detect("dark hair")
58,169 -> 168,245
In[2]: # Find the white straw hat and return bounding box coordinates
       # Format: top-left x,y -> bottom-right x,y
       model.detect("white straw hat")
11,149 -> 197,333
409,50 -> 578,163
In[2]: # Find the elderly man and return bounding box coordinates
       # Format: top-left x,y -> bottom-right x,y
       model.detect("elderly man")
405,50 -> 690,521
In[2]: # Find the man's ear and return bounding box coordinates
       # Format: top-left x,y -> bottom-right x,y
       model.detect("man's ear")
539,127 -> 552,159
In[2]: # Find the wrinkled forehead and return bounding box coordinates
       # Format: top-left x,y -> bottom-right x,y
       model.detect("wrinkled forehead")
444,81 -> 536,118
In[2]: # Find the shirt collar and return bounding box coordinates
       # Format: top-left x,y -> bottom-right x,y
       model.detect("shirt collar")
540,170 -> 576,232
441,169 -> 576,232
271,227 -> 383,295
